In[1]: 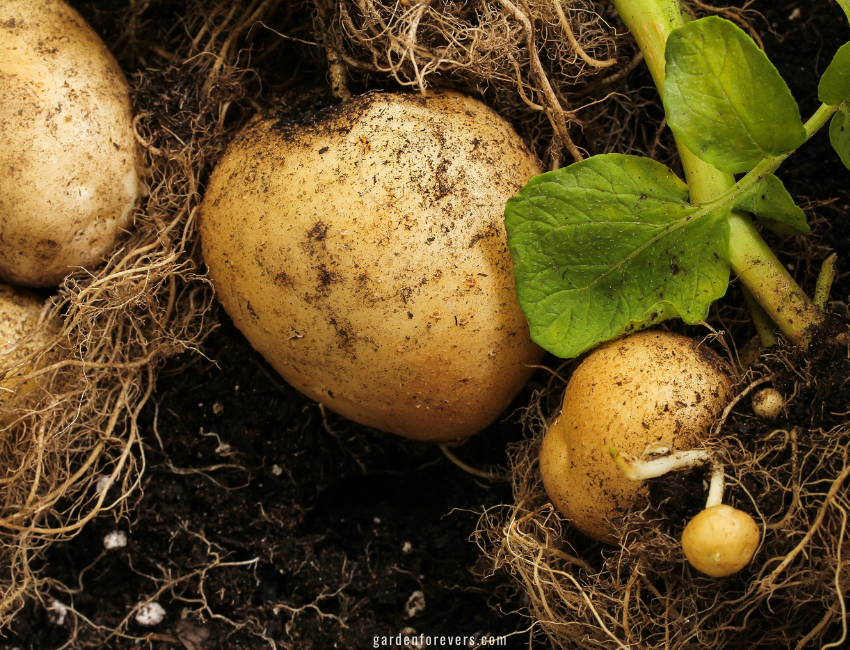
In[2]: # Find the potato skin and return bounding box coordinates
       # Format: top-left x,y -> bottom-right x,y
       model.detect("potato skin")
200,90 -> 544,442
540,331 -> 734,541
0,282 -> 57,414
0,0 -> 141,287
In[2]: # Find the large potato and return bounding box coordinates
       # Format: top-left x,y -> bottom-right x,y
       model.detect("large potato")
0,0 -> 142,287
200,90 -> 544,442
540,331 -> 734,541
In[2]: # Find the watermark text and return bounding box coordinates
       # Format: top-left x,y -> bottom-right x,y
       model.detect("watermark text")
373,633 -> 507,648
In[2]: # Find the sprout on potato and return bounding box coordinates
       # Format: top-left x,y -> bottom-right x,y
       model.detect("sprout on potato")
0,0 -> 142,287
540,330 -> 734,541
200,90 -> 544,442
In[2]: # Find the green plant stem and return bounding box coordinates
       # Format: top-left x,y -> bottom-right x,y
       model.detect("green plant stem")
610,0 -> 683,91
610,0 -> 826,344
814,253 -> 839,311
741,286 -> 778,347
726,213 -> 821,342
717,103 -> 840,201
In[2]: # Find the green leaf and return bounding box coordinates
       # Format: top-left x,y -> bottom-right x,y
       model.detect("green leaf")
505,154 -> 730,359
731,174 -> 809,235
831,106 -> 850,170
837,0 -> 850,23
819,42 -> 850,105
664,16 -> 806,173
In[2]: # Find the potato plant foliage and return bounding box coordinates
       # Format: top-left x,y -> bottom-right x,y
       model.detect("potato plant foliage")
506,16 -> 850,359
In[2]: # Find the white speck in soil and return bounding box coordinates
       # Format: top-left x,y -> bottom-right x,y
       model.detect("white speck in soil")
103,530 -> 128,550
404,590 -> 426,619
47,599 -> 68,626
213,402 -> 224,415
402,627 -> 424,649
402,541 -> 413,553
135,602 -> 166,626
272,464 -> 283,476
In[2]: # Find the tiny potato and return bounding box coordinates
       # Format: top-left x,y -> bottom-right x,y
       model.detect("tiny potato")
200,90 -> 545,442
682,504 -> 761,577
0,0 -> 142,287
540,330 -> 734,541
752,387 -> 784,420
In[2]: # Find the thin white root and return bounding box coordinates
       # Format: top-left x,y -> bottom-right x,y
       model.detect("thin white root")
440,445 -> 505,481
705,463 -> 726,508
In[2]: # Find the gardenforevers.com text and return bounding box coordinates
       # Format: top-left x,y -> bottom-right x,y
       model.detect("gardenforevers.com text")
373,632 -> 507,647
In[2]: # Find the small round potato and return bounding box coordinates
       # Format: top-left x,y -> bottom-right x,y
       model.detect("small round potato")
0,0 -> 142,287
682,504 -> 760,577
752,387 -> 784,420
540,331 -> 734,541
1,282 -> 57,415
200,90 -> 544,442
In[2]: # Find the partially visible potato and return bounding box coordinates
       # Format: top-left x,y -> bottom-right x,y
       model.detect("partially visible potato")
0,0 -> 142,287
200,90 -> 544,442
0,282 -> 58,415
540,331 -> 734,541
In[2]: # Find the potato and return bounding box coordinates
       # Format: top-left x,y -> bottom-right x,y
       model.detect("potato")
540,331 -> 734,541
200,90 -> 544,442
0,282 -> 57,415
682,504 -> 760,577
752,387 -> 784,420
0,0 -> 142,287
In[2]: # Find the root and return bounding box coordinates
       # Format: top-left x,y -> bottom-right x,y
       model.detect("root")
327,0 -> 631,161
550,0 -> 616,69
494,0 -> 583,162
440,445 -> 507,481
48,522 -> 277,647
711,375 -> 773,436
757,446 -> 850,595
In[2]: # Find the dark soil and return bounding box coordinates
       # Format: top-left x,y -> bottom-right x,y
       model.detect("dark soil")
4,313 -> 533,649
4,0 -> 850,649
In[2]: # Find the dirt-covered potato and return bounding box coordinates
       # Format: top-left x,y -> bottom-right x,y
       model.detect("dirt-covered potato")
0,0 -> 142,287
0,282 -> 57,415
200,90 -> 544,442
540,331 -> 734,541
